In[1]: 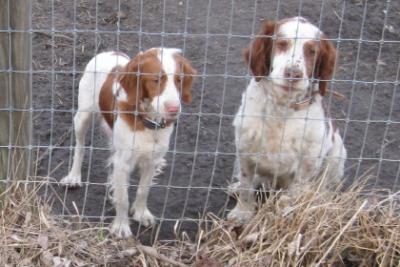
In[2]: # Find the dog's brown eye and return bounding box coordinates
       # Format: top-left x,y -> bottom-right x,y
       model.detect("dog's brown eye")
152,77 -> 161,84
276,40 -> 288,50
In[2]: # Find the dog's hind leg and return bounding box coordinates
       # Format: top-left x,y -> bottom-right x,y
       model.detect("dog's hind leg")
325,132 -> 347,188
60,111 -> 92,187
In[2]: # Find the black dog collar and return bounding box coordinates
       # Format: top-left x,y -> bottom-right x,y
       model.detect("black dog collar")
143,117 -> 167,129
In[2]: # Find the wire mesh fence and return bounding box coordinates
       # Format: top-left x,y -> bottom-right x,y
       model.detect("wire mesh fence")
1,0 -> 400,241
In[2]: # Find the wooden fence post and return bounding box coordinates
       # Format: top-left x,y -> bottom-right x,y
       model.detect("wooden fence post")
0,0 -> 32,182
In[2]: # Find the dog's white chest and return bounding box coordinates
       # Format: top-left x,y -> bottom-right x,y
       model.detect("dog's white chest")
112,118 -> 173,158
234,85 -> 329,176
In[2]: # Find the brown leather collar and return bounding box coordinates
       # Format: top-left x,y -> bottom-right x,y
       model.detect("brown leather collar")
289,89 -> 346,111
137,99 -> 176,130
121,100 -> 172,130
289,97 -> 314,111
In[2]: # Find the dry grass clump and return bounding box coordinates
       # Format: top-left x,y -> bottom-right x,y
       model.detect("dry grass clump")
0,182 -> 188,267
194,181 -> 400,266
1,179 -> 400,267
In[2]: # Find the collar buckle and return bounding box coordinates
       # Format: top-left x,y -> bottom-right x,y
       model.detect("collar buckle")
143,118 -> 166,130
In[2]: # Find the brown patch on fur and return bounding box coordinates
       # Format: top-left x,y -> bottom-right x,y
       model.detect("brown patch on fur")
99,66 -> 122,129
244,18 -> 336,95
120,48 -> 167,103
303,40 -> 320,78
315,35 -> 337,96
117,101 -> 145,130
173,53 -> 197,104
99,49 -> 168,131
99,49 -> 197,132
119,49 -> 169,131
243,20 -> 277,81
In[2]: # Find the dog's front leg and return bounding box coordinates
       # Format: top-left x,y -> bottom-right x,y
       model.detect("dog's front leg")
130,159 -> 157,227
109,150 -> 134,238
227,157 -> 256,224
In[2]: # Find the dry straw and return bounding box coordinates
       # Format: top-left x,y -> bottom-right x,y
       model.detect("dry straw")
1,176 -> 400,266
193,179 -> 400,266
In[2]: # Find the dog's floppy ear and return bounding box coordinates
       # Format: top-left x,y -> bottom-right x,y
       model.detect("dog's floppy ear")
119,55 -> 143,107
243,20 -> 277,82
316,35 -> 336,96
175,54 -> 197,104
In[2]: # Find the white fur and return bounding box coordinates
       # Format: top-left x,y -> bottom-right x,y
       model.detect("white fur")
60,51 -> 130,188
61,48 -> 182,237
269,17 -> 321,93
228,18 -> 347,224
151,48 -> 182,117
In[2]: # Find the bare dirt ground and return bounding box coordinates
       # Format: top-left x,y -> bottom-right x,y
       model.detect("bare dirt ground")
31,0 -> 400,242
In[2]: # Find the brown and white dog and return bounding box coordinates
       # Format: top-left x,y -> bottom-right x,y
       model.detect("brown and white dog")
61,48 -> 196,237
228,17 -> 347,223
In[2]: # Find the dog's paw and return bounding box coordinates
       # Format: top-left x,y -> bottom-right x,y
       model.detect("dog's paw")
110,218 -> 132,238
131,207 -> 156,227
59,174 -> 82,187
227,205 -> 254,224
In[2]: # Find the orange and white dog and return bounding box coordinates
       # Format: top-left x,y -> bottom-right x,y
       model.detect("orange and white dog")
228,17 -> 347,223
61,48 -> 196,237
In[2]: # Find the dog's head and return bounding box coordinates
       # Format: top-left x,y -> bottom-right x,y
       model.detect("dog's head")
119,47 -> 197,121
244,17 -> 336,96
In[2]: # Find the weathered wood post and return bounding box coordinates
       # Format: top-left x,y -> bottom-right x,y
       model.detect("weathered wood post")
0,0 -> 32,182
